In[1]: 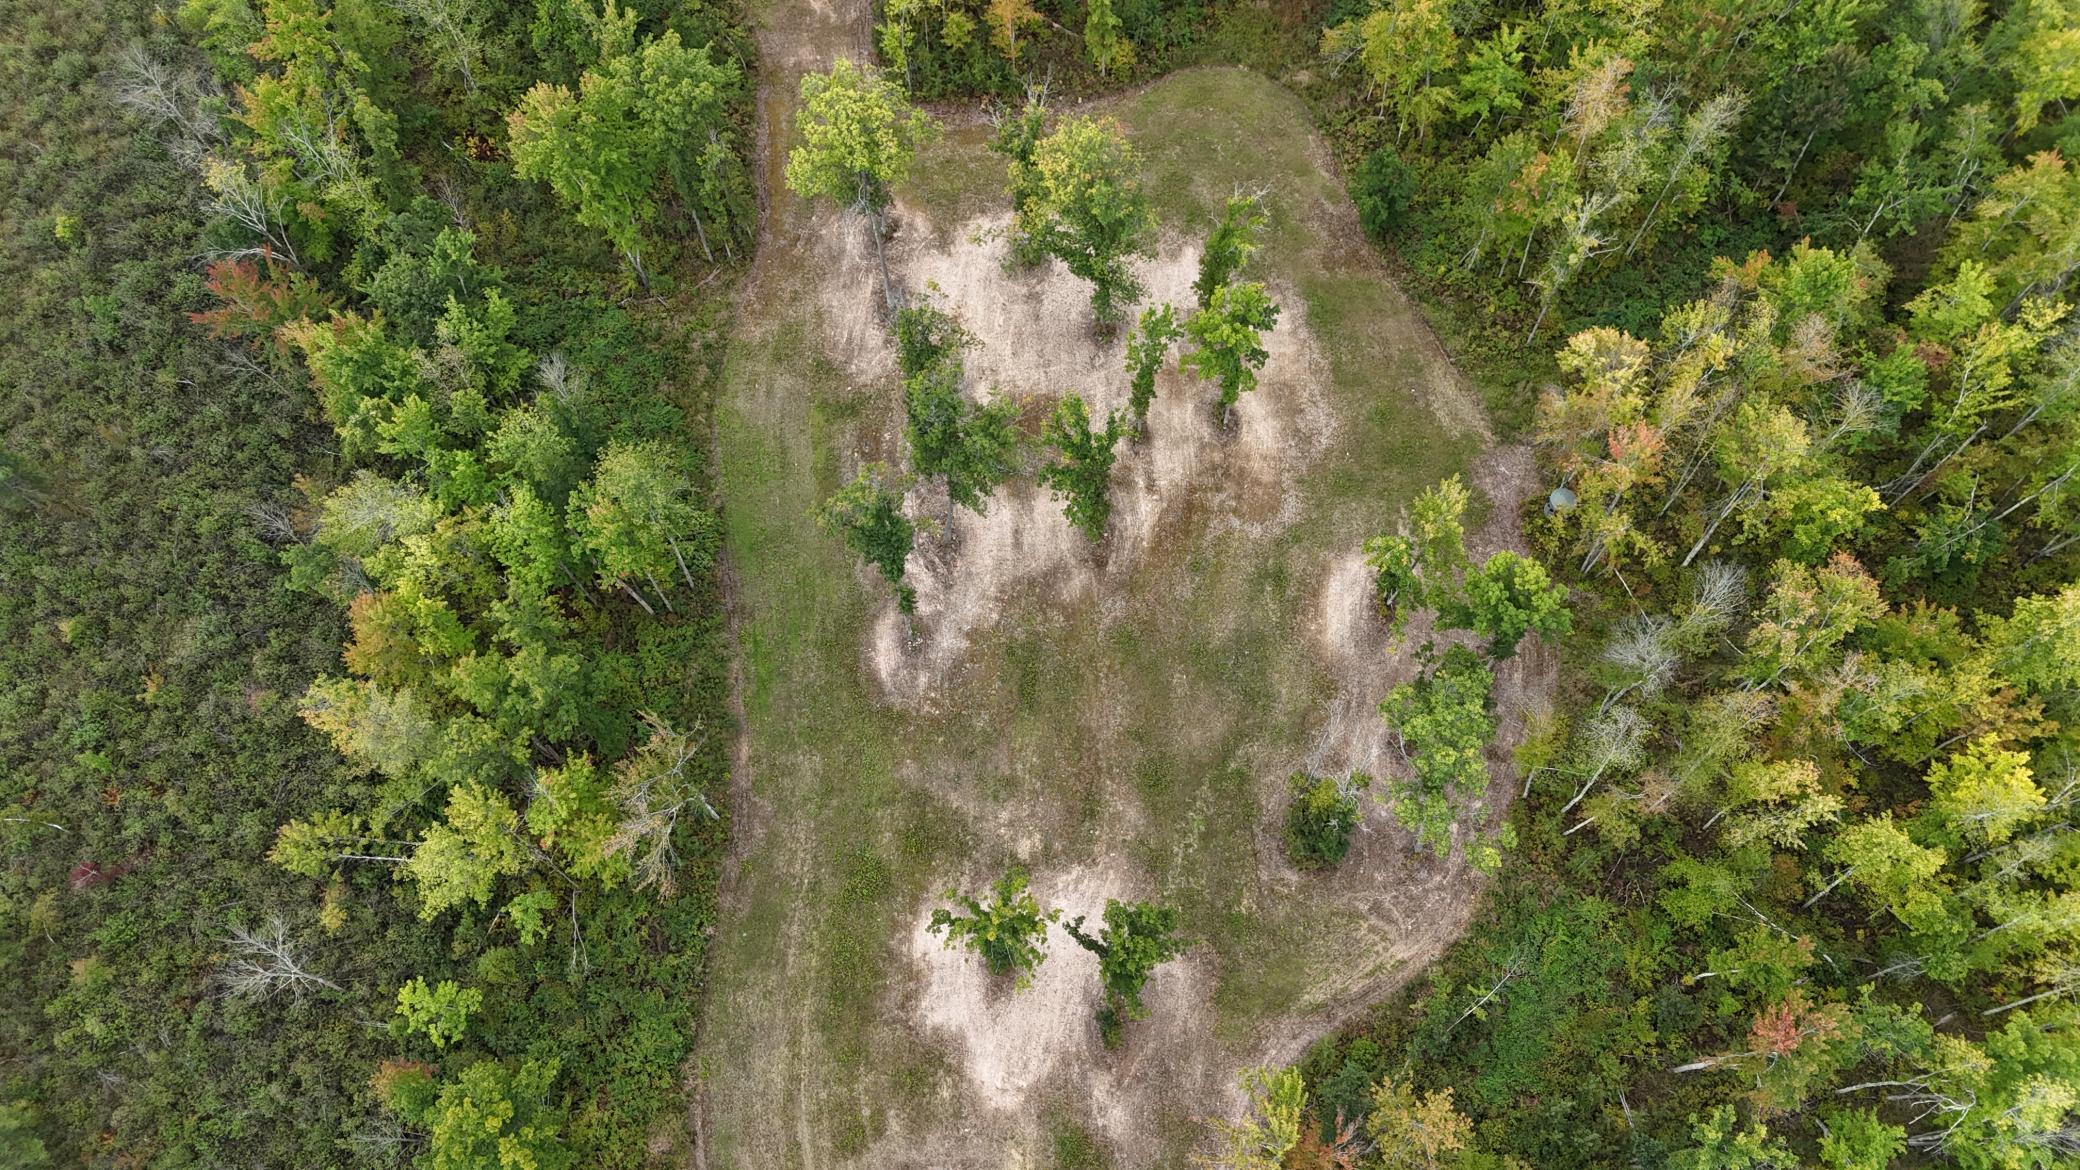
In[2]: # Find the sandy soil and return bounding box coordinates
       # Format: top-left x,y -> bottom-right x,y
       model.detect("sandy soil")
863,214 -> 1334,708
905,865 -> 1215,1116
1246,444 -> 1555,1067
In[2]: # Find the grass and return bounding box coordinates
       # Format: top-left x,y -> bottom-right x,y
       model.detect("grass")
698,63 -> 1486,1167
1052,1116 -> 1117,1169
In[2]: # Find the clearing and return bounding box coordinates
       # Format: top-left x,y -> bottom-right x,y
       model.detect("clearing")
692,5 -> 1551,1166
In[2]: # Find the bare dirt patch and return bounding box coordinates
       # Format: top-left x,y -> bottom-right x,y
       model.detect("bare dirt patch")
1231,444 -> 1557,1066
865,213 -> 1336,707
904,864 -> 1216,1146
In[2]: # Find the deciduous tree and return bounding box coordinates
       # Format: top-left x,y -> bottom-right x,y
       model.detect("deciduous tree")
603,712 -> 718,895
988,89 -> 1051,264
508,31 -> 745,285
927,871 -> 1058,986
406,783 -> 525,920
393,977 -> 481,1049
1084,0 -> 1133,79
570,440 -> 717,616
390,1057 -> 573,1170
1183,281 -> 1280,422
1321,0 -> 1460,144
1365,1074 -> 1472,1170
1124,302 -> 1181,436
985,0 -> 1041,67
1027,116 -> 1156,326
785,60 -> 939,312
1380,645 -> 1496,856
818,463 -> 919,612
1063,898 -> 1187,1043
1198,1066 -> 1304,1170
1038,393 -> 1124,541
1451,549 -> 1572,657
899,325 -> 1021,521
1194,193 -> 1267,308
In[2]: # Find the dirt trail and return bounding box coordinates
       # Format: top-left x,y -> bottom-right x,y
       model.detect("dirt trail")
695,12 -> 1554,1167
693,4 -> 871,1169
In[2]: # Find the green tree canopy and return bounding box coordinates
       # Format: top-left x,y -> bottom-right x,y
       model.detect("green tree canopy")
390,1057 -> 573,1170
1038,393 -> 1125,541
1200,1066 -> 1305,1170
896,303 -> 1021,518
988,89 -> 1052,265
570,439 -> 717,614
927,870 -> 1059,986
785,59 -> 938,310
1124,302 -> 1182,435
508,30 -> 745,283
1084,0 -> 1134,79
1183,280 -> 1280,420
393,976 -> 482,1050
1027,115 -> 1156,326
1450,549 -> 1573,657
1194,193 -> 1267,308
1380,645 -> 1497,858
405,782 -> 526,920
1062,898 -> 1188,1040
818,463 -> 919,612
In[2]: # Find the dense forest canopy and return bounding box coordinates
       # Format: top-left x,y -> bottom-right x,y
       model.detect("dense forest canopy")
5,0 -> 2080,1167
2,0 -> 747,1165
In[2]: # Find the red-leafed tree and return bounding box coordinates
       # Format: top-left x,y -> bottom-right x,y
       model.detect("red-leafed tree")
188,248 -> 331,343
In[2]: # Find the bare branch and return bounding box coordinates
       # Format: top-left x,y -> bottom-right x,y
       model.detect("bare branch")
216,915 -> 340,1001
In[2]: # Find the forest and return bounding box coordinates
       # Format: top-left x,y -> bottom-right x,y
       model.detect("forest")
3,0 -> 2079,1168
2,0 -> 748,1165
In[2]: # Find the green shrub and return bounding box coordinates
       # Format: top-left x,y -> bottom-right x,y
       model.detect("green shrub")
927,870 -> 1059,985
1350,147 -> 1416,241
1284,772 -> 1368,868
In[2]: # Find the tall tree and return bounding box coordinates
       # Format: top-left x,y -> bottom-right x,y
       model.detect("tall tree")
1038,393 -> 1124,541
393,977 -> 482,1049
604,712 -> 719,895
1320,0 -> 1460,143
1183,281 -> 1280,423
406,783 -> 526,920
1625,91 -> 1746,256
985,0 -> 1041,67
507,31 -> 745,285
1450,550 -> 1574,657
569,440 -> 717,616
1366,1075 -> 1474,1170
1084,0 -> 1134,79
1027,116 -> 1156,326
784,60 -> 939,312
390,0 -> 487,94
1194,192 -> 1268,308
383,1057 -> 573,1170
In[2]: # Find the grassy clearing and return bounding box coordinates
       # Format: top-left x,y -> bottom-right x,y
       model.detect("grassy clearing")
699,62 -> 1485,1168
